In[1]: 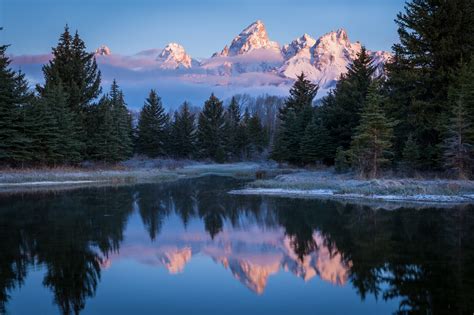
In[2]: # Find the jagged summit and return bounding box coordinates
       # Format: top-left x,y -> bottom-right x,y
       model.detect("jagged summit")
219,20 -> 280,57
89,21 -> 391,89
282,33 -> 316,59
95,45 -> 111,56
156,43 -> 193,69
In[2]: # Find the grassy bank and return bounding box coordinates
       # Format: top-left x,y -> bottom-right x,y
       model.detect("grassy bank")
0,159 -> 286,192
231,170 -> 474,204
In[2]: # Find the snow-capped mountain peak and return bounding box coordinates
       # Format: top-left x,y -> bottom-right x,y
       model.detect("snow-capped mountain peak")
95,45 -> 111,56
282,33 -> 316,59
80,21 -> 392,91
224,20 -> 280,56
156,43 -> 193,69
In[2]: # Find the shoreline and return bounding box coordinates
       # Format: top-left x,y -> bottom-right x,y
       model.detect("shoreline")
2,164 -> 474,207
0,161 -> 282,193
229,188 -> 474,206
232,170 -> 474,206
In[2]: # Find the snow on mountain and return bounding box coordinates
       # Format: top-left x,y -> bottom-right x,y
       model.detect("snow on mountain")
201,22 -> 391,88
202,20 -> 283,77
95,45 -> 111,56
281,28 -> 391,88
14,20 -> 392,98
221,20 -> 280,57
282,33 -> 316,59
156,43 -> 194,69
280,34 -> 320,83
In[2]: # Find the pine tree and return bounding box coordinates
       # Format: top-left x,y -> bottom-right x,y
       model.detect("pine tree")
38,25 -> 102,158
171,102 -> 196,158
89,96 -> 119,161
110,81 -> 133,160
224,96 -> 243,159
197,94 -> 226,162
443,99 -> 473,179
400,134 -> 420,175
300,117 -> 333,165
239,108 -> 251,158
32,82 -> 83,164
385,0 -> 474,169
442,63 -> 474,179
334,147 -> 350,173
0,41 -> 34,165
136,90 -> 168,158
351,84 -> 395,178
27,96 -> 59,164
273,73 -> 318,164
246,114 -> 267,158
272,109 -> 300,163
319,47 -> 376,150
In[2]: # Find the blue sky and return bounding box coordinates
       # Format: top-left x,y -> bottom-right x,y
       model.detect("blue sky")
2,0 -> 406,57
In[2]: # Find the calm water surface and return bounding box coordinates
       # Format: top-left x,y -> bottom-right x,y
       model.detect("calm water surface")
0,176 -> 473,315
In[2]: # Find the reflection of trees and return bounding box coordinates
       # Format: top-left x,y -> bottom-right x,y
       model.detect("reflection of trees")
42,249 -> 101,315
0,219 -> 29,314
0,186 -> 134,314
1,176 -> 474,315
135,175 -> 474,315
270,198 -> 474,315
136,184 -> 172,240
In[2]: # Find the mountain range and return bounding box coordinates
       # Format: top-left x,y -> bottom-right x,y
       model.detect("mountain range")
12,20 -> 391,107
94,20 -> 391,89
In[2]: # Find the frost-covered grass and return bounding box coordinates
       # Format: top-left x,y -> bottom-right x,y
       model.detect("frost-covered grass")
237,170 -> 474,204
0,159 -> 286,192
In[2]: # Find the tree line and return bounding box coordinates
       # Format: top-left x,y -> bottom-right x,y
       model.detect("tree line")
135,92 -> 268,162
272,0 -> 474,179
0,26 -> 269,166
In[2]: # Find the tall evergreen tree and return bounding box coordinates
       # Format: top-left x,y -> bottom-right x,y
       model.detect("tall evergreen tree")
197,94 -> 226,162
273,73 -> 318,164
136,90 -> 168,158
88,96 -> 119,161
443,97 -> 473,179
442,61 -> 474,178
0,41 -> 34,164
38,25 -> 102,158
246,114 -> 268,158
400,134 -> 420,175
110,81 -> 133,160
320,47 -> 376,150
300,117 -> 333,165
224,97 -> 243,159
171,102 -> 196,159
385,0 -> 474,169
31,82 -> 83,164
351,84 -> 395,178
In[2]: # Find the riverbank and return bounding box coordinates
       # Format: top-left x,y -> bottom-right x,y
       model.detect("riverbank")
0,159 -> 283,193
229,170 -> 474,205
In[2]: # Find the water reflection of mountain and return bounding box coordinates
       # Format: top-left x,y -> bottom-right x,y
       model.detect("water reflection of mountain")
0,176 -> 473,314
105,230 -> 350,294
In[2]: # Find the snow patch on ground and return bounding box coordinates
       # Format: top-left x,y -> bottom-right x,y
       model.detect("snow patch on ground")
0,180 -> 102,187
229,188 -> 474,204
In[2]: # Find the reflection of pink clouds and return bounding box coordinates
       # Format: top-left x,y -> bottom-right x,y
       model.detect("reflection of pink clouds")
105,228 -> 351,294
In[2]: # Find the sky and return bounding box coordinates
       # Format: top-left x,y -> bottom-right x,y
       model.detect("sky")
1,0 -> 406,57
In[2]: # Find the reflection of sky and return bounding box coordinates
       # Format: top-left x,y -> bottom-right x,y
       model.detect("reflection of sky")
7,208 -> 400,315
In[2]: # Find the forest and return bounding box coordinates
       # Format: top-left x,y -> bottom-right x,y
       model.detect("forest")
1,0 -> 474,179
